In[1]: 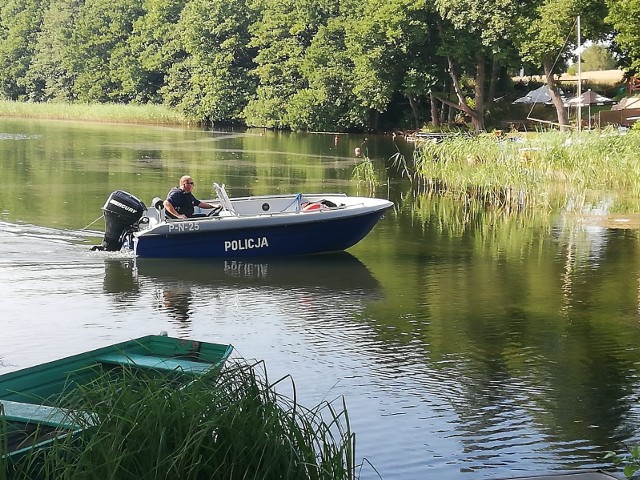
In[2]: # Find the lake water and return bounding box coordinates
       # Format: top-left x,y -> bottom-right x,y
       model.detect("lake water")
1,118 -> 640,479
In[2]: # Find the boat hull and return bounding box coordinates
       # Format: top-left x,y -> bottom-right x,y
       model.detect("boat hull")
134,204 -> 391,259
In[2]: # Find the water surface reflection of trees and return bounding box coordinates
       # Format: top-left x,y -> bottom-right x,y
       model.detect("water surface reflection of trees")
361,191 -> 640,453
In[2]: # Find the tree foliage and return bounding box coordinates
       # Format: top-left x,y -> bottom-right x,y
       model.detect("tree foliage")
435,0 -> 525,131
244,0 -> 339,128
567,43 -> 617,74
22,0 -> 80,101
0,0 -> 631,131
163,0 -> 257,123
121,0 -> 189,104
0,0 -> 49,100
344,0 -> 440,130
607,0 -> 640,74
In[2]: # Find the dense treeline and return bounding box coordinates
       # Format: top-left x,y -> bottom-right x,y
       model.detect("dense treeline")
0,0 -> 637,132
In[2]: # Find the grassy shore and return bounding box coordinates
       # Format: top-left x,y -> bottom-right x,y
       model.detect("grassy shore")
0,100 -> 197,125
405,128 -> 640,213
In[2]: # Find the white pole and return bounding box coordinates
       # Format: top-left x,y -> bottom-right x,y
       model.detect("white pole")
577,15 -> 582,133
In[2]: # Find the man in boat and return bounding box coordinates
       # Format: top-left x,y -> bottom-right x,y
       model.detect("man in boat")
164,175 -> 217,219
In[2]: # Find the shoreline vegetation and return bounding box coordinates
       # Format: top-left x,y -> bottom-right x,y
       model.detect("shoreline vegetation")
402,129 -> 640,215
0,100 -> 197,126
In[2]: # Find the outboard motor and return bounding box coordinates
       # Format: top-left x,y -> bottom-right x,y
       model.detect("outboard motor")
101,190 -> 146,251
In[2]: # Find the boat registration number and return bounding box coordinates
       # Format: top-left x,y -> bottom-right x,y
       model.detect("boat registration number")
224,237 -> 269,252
168,222 -> 200,232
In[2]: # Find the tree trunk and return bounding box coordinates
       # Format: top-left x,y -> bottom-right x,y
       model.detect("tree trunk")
488,56 -> 500,104
543,59 -> 569,131
447,81 -> 455,124
429,91 -> 440,128
445,56 -> 485,132
438,80 -> 454,124
472,52 -> 486,132
407,95 -> 420,131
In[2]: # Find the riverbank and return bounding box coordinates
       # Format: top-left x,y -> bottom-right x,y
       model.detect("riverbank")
0,100 -> 196,125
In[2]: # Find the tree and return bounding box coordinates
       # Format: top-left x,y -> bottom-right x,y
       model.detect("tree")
22,0 -> 81,102
434,0 -> 524,132
343,0 -> 443,131
161,0 -> 256,122
606,0 -> 640,75
69,0 -> 144,102
244,0 -> 335,128
284,18 -> 369,131
581,43 -> 617,70
118,0 -> 188,104
567,43 -> 617,74
516,0 -> 610,131
0,0 -> 49,100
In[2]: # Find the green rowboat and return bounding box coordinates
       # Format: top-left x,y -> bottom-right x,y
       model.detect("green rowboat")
1,335 -> 233,467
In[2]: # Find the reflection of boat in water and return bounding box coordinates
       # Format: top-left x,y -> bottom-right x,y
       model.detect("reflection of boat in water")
102,253 -> 381,326
103,258 -> 138,295
97,184 -> 393,258
133,251 -> 381,292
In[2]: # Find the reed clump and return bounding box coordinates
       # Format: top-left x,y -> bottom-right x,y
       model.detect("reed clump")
8,360 -> 356,480
0,100 -> 196,126
352,156 -> 379,193
409,129 -> 640,211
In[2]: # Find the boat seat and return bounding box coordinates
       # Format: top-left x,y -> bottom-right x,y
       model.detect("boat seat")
1,400 -> 84,429
96,352 -> 213,375
213,183 -> 236,215
142,196 -> 164,226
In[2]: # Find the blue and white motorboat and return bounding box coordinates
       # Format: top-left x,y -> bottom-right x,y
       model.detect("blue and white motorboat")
98,183 -> 393,259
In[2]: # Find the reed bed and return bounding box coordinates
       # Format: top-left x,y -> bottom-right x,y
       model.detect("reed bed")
409,130 -> 640,211
0,101 -> 196,125
7,360 -> 356,480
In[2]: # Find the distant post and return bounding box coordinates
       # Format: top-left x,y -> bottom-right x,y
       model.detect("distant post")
577,15 -> 582,133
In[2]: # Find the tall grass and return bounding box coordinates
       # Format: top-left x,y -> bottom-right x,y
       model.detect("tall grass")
0,100 -> 197,126
8,360 -> 356,480
409,129 -> 640,211
352,156 -> 379,194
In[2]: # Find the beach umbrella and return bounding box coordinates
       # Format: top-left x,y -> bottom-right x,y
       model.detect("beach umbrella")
565,90 -> 614,107
513,85 -> 553,104
565,89 -> 615,128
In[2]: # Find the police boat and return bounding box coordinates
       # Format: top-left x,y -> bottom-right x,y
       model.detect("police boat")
97,183 -> 393,259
